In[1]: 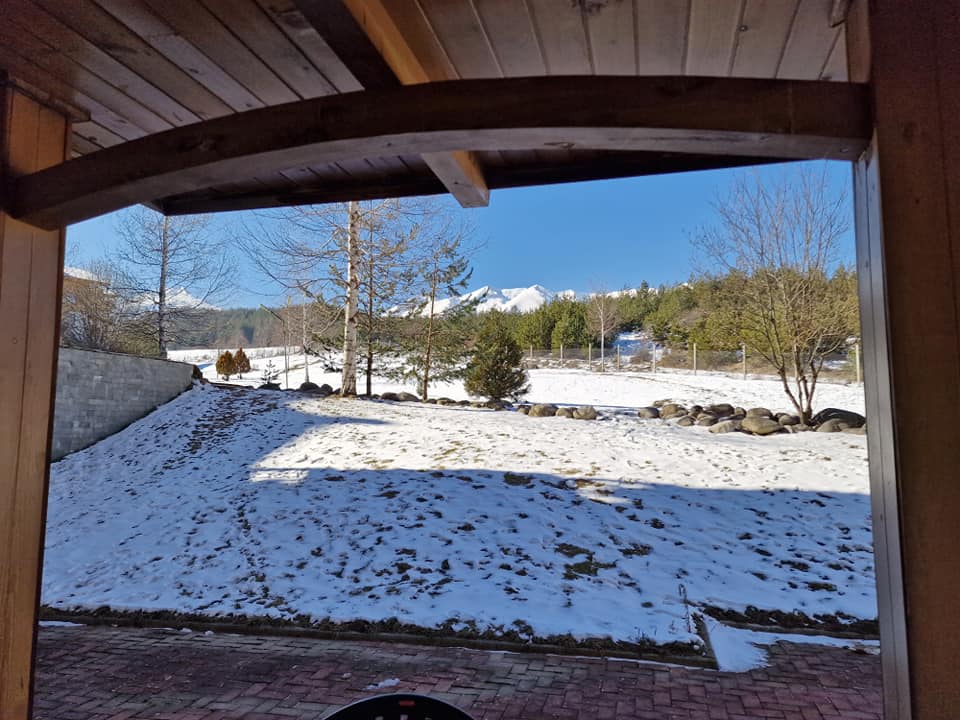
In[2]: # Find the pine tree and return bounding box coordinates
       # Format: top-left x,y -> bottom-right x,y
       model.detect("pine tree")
233,347 -> 251,378
465,312 -> 530,401
216,350 -> 237,380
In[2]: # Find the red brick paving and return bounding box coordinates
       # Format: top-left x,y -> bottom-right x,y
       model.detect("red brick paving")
32,625 -> 881,720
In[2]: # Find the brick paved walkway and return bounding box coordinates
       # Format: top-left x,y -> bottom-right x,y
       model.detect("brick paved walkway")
33,625 -> 881,720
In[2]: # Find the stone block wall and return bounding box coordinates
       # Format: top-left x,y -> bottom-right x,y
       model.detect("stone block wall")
51,348 -> 194,460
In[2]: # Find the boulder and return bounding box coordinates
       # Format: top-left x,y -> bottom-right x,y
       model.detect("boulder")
734,407 -> 746,417
436,397 -> 457,405
746,407 -> 773,418
529,403 -> 559,417
811,408 -> 866,428
380,391 -> 400,401
424,398 -> 438,404
457,400 -> 471,406
777,413 -> 800,426
652,399 -> 669,408
573,405 -> 599,420
696,415 -> 718,427
709,419 -> 742,434
637,406 -> 660,419
689,404 -> 703,415
258,382 -> 281,390
842,425 -> 868,435
485,400 -> 508,411
299,381 -> 320,392
741,416 -> 784,435
816,418 -> 850,433
516,405 -> 530,415
318,383 -> 334,395
676,415 -> 696,427
661,403 -> 684,417
706,403 -> 734,417
396,392 -> 421,402
555,407 -> 574,418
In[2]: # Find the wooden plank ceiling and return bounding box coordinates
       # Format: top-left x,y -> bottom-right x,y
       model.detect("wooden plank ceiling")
0,0 -> 853,216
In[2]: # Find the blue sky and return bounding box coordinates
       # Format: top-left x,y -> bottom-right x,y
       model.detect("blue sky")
66,160 -> 854,308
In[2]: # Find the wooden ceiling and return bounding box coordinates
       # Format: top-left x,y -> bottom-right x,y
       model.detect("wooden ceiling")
0,0 -> 863,223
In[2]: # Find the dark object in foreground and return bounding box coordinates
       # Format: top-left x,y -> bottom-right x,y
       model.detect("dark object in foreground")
325,694 -> 475,720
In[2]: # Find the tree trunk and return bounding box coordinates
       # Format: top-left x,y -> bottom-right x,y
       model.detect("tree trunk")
365,227 -> 375,396
341,201 -> 360,396
422,273 -> 437,401
157,215 -> 169,358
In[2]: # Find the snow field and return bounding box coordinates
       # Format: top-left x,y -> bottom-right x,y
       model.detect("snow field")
43,367 -> 873,654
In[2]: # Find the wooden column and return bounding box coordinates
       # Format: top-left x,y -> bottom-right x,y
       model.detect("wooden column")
855,2 -> 960,718
0,76 -> 69,720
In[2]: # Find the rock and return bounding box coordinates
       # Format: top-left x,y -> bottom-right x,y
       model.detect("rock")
734,407 -> 746,417
662,410 -> 687,420
746,407 -> 773,418
457,400 -> 471,406
299,381 -> 320,392
709,419 -> 742,434
258,382 -> 281,390
652,399 -> 669,408
706,403 -> 734,417
436,397 -> 456,405
661,403 -> 684,417
573,405 -> 598,420
696,416 -> 718,427
811,408 -> 866,428
637,406 -> 660,419
485,400 -> 507,411
424,398 -> 438,404
516,405 -> 530,415
777,413 -> 800,426
380,391 -> 400,401
842,426 -> 867,435
676,415 -> 696,427
528,403 -> 559,417
396,392 -> 421,402
816,418 -> 850,433
689,405 -> 703,415
318,383 -> 333,395
470,401 -> 488,408
555,407 -> 574,418
741,416 -> 784,435
192,365 -> 204,380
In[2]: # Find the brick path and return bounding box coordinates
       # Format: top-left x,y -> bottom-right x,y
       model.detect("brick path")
33,625 -> 881,720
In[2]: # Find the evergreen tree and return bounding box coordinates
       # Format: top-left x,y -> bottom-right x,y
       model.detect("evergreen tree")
233,347 -> 251,378
465,312 -> 530,401
216,350 -> 237,380
550,300 -> 590,349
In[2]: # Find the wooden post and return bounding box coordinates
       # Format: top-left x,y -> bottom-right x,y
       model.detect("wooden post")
0,77 -> 70,720
616,345 -> 621,371
651,344 -> 657,373
855,341 -> 861,385
741,343 -> 747,380
693,343 -> 698,375
588,343 -> 592,366
854,2 -> 960,717
529,344 -> 533,361
560,344 -> 563,364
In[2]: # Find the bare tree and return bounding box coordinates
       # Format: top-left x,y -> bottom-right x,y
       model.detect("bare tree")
587,285 -> 621,371
60,261 -> 137,352
113,208 -> 234,357
239,199 -> 426,395
393,206 -> 478,400
693,166 -> 856,422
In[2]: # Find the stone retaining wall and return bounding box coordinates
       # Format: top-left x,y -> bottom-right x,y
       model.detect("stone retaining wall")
52,347 -> 193,460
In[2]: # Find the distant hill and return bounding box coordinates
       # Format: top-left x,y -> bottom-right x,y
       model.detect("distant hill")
395,284 -> 579,317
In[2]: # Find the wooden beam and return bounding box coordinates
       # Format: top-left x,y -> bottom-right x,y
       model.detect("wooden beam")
297,0 -> 489,208
0,75 -> 69,720
855,3 -> 960,718
157,152 -> 784,216
8,76 -> 871,229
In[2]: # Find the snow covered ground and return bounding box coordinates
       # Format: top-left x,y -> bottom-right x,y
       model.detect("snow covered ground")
43,365 -> 873,657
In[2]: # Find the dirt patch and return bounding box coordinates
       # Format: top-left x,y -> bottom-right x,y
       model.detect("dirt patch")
702,605 -> 878,638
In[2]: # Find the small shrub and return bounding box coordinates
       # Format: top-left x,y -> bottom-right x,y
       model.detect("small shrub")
216,351 -> 237,380
234,347 -> 251,378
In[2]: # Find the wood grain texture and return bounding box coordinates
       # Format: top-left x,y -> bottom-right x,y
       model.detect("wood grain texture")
10,75 -> 870,228
861,2 -> 960,717
159,150 -> 781,215
0,79 -> 67,720
339,0 -> 489,207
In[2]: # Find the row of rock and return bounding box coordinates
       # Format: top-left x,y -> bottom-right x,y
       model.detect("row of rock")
517,403 -> 599,420
637,401 -> 866,436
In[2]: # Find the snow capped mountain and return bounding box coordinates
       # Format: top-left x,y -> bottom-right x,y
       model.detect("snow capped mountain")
404,284 -> 576,316
135,287 -> 221,311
